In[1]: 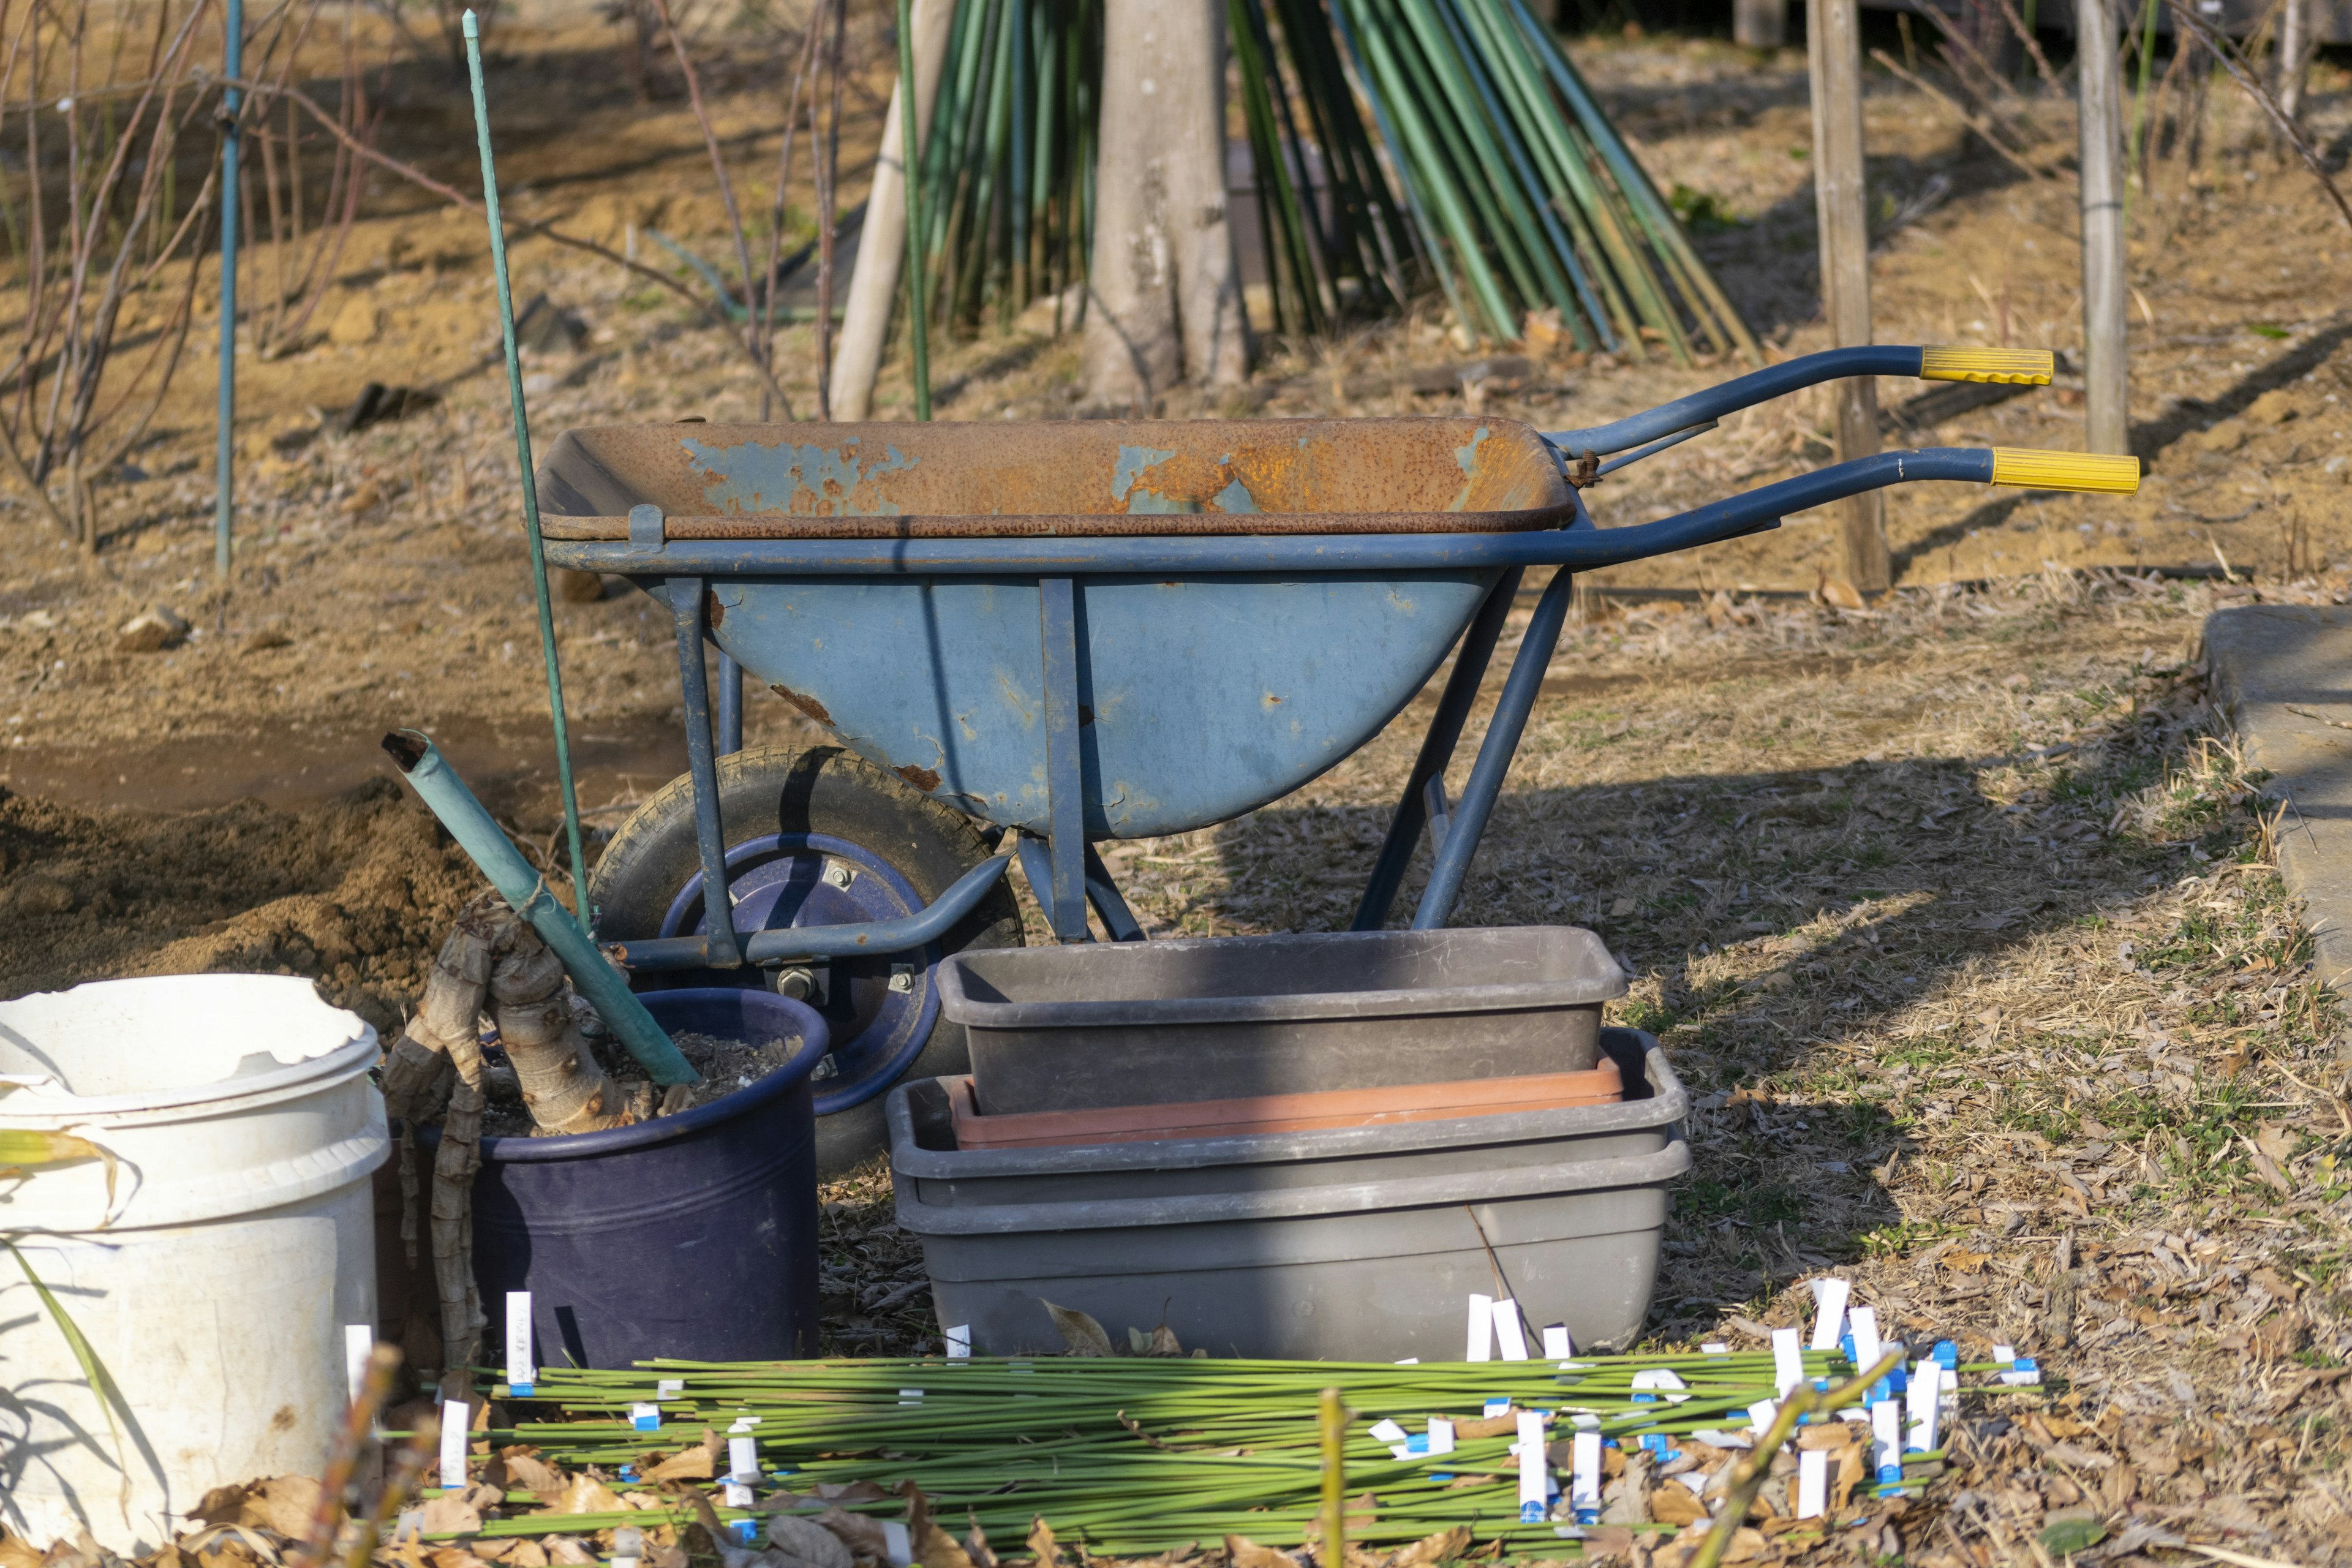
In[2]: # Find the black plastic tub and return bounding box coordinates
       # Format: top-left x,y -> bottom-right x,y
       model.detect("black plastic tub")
888,1027 -> 1685,1360
430,989 -> 829,1369
938,926 -> 1628,1115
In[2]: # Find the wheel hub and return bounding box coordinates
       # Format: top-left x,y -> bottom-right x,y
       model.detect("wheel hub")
655,832 -> 943,1115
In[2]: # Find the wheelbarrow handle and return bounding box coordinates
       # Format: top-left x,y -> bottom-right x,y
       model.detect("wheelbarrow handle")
1572,444 -> 2138,571
1542,344 -> 2056,458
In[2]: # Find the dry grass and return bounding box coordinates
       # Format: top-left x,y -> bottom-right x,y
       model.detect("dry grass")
867,568 -> 2352,1561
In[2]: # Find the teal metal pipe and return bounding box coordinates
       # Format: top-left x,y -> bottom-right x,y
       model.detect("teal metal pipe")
382,731 -> 700,1088
214,0 -> 241,579
462,9 -> 594,938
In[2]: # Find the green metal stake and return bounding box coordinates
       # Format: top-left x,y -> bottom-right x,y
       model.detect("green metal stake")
214,0 -> 241,579
897,0 -> 932,420
462,9 -> 592,939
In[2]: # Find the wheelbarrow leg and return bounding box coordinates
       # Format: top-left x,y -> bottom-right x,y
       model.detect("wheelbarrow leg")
715,650 -> 744,756
1352,568 -> 1524,931
1082,845 -> 1145,942
1410,567 -> 1575,930
1036,577 -> 1091,943
668,575 -> 744,967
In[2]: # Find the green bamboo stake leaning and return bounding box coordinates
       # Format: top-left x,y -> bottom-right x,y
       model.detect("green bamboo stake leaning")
897,0 -> 932,420
461,8 -> 592,937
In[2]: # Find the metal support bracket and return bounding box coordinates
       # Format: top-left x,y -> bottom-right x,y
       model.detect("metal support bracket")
1422,774 -> 1452,857
716,650 -> 744,756
1038,578 -> 1091,943
1352,567 -> 1524,930
1013,834 -> 1080,942
668,574 -> 742,967
1082,845 -> 1145,942
1411,568 -> 1577,930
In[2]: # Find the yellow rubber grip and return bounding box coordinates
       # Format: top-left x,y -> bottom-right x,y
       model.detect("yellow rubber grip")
1989,448 -> 2141,494
1920,346 -> 2056,385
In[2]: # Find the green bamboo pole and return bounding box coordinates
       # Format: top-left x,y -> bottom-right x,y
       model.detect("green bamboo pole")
1340,0 -> 1517,337
1447,0 -> 1616,346
1422,0 -> 1593,333
459,8 -> 591,937
1279,0 -> 1413,305
1233,0 -> 1321,334
1379,0 -> 1556,325
1501,0 -> 1762,363
895,0 -> 932,418
1008,0 -> 1031,311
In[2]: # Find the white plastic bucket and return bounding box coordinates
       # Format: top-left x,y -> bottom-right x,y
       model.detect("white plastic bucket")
0,974 -> 385,1553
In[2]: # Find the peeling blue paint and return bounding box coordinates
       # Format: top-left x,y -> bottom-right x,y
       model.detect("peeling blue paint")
1212,477 -> 1261,514
1111,445 -> 1178,504
1447,426 -> 1493,512
684,437 -> 918,516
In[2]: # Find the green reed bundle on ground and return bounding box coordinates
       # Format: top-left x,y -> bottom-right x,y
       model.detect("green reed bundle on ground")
454,1350 -> 1948,1555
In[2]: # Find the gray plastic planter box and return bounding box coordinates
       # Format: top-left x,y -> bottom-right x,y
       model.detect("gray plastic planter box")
938,926 -> 1629,1115
887,1028 -> 1687,1361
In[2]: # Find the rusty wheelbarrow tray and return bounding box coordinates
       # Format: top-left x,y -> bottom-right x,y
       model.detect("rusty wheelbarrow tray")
538,344 -> 2132,970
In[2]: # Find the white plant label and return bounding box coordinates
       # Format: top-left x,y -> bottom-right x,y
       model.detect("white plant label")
1847,1306 -> 1882,1370
1514,1409 -> 1548,1519
1540,1324 -> 1573,1359
1808,1279 -> 1849,1351
1466,1294 -> 1494,1362
1772,1326 -> 1804,1395
1570,1430 -> 1602,1521
728,1435 -> 758,1481
1490,1299 -> 1529,1362
1795,1449 -> 1827,1519
1871,1398 -> 1902,1482
1906,1362 -> 1942,1452
504,1292 -> 533,1395
439,1398 -> 469,1488
344,1324 -> 373,1408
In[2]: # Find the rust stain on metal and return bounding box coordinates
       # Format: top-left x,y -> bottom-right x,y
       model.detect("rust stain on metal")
897,764 -> 943,792
532,419 -> 1574,540
703,588 -> 725,627
769,682 -> 833,725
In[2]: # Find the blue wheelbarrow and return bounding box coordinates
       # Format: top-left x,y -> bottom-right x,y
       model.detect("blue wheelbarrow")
537,344 -> 2135,1171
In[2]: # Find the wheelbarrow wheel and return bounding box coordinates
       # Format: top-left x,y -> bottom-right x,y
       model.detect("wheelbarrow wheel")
589,744 -> 1023,1180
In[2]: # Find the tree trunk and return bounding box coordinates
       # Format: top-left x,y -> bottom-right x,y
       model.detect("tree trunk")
2078,0 -> 2129,457
2278,0 -> 2312,126
1807,0 -> 1888,594
1082,0 -> 1248,409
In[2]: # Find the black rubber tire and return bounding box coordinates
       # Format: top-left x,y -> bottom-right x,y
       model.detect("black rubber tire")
590,745 -> 1023,1180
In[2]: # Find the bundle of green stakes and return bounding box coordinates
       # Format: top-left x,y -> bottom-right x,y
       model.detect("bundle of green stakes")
457,1350 -> 1942,1555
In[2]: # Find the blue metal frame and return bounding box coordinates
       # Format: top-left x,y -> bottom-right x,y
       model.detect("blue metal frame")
1039,577 -> 1090,943
598,421 -> 2015,971
605,851 -> 1012,968
1352,565 -> 1523,930
1544,345 -> 1931,457
668,576 -> 742,968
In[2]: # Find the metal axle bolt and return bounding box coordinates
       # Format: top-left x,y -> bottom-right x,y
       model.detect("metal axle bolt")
823,862 -> 856,889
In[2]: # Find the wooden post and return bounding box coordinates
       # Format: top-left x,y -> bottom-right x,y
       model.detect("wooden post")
2078,0 -> 2129,456
2278,0 -> 2311,126
1735,0 -> 1786,50
829,0 -> 957,421
1806,0 -> 1888,593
